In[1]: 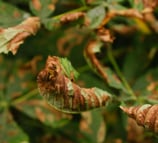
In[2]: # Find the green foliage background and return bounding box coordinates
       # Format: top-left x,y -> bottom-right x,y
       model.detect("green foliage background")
0,0 -> 158,143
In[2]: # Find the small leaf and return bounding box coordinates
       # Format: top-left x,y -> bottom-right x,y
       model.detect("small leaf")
86,5 -> 106,29
59,57 -> 79,81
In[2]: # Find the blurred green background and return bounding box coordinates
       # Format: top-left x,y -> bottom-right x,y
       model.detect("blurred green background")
0,0 -> 158,143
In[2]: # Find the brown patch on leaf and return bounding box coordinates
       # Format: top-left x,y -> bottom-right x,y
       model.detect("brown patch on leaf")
13,11 -> 21,18
97,28 -> 114,43
4,17 -> 40,55
143,0 -> 158,10
48,4 -> 55,11
31,0 -> 41,11
60,12 -> 85,24
121,104 -> 158,133
37,56 -> 111,113
20,56 -> 42,74
126,118 -> 145,143
80,112 -> 92,134
57,28 -> 83,56
35,107 -> 46,122
97,121 -> 106,143
84,40 -> 122,85
147,82 -> 158,92
99,8 -> 153,28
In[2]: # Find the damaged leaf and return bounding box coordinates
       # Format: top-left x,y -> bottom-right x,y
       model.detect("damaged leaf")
0,17 -> 40,55
121,104 -> 158,133
30,0 -> 56,19
84,40 -> 128,94
37,56 -> 112,113
0,110 -> 29,143
0,1 -> 30,27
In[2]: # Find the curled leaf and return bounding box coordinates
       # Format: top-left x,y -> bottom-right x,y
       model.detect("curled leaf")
97,28 -> 114,43
0,17 -> 40,55
120,104 -> 158,133
60,12 -> 85,24
84,40 -> 128,93
37,56 -> 112,113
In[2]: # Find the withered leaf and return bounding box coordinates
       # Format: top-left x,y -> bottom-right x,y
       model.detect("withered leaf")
0,17 -> 40,55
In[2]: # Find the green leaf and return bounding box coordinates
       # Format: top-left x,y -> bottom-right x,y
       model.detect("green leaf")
15,95 -> 71,129
0,109 -> 29,143
123,44 -> 148,81
107,0 -> 124,2
86,5 -> 106,29
9,107 -> 55,143
29,0 -> 55,20
59,57 -> 79,80
0,1 -> 30,27
43,18 -> 60,30
108,3 -> 127,11
0,55 -> 36,102
105,68 -> 128,93
133,68 -> 158,97
133,0 -> 144,11
80,110 -> 106,143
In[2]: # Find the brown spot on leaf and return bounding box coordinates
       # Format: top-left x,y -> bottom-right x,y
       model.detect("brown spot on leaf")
13,11 -> 21,18
48,4 -> 55,11
57,28 -> 83,56
31,0 -> 41,11
35,107 -> 46,122
80,112 -> 92,133
97,28 -> 114,43
147,81 -> 158,91
143,0 -> 158,9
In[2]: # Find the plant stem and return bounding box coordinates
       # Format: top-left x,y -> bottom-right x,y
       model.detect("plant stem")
12,88 -> 39,105
52,6 -> 89,20
107,45 -> 136,100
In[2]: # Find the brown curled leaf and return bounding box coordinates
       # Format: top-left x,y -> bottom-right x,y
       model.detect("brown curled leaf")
37,56 -> 112,113
60,12 -> 85,24
84,40 -> 128,93
97,28 -> 114,43
143,0 -> 158,10
0,17 -> 40,55
99,9 -> 144,28
120,104 -> 158,133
